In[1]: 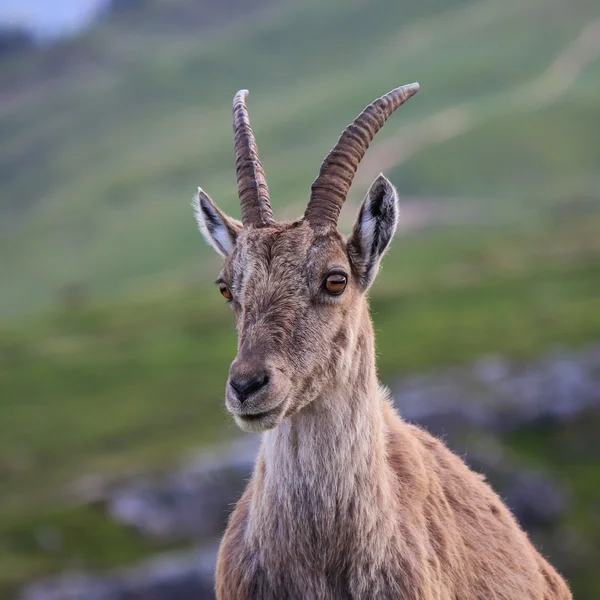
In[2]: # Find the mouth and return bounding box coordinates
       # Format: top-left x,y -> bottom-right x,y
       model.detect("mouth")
237,403 -> 282,423
232,400 -> 286,432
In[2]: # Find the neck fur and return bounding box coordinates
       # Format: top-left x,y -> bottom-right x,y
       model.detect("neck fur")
248,304 -> 396,566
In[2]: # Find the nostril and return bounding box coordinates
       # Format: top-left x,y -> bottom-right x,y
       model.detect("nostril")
246,372 -> 269,396
229,372 -> 270,402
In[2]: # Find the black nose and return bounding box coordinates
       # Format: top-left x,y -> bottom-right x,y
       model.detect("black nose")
229,372 -> 270,402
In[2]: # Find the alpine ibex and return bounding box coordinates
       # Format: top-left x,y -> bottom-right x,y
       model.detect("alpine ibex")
193,84 -> 571,599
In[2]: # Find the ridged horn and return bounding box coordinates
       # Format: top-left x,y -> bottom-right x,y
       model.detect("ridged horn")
232,89 -> 274,227
305,82 -> 420,228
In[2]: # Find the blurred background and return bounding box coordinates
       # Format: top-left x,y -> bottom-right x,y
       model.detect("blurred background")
1,0 -> 599,598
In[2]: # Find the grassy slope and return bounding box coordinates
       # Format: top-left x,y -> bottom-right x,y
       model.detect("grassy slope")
1,0 -> 600,596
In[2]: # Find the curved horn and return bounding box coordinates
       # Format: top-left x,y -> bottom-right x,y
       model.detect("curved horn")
233,89 -> 274,227
305,82 -> 420,228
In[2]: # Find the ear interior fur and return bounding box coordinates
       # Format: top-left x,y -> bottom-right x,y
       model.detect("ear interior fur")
192,188 -> 242,257
347,174 -> 399,288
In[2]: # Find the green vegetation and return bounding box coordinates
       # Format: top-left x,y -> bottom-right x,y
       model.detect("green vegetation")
507,414 -> 600,599
1,0 -> 600,596
1,503 -> 182,598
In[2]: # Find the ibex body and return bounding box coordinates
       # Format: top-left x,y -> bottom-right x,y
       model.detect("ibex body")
193,85 -> 571,599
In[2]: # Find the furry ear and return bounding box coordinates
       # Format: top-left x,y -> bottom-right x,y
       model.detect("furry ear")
192,188 -> 242,258
347,174 -> 399,288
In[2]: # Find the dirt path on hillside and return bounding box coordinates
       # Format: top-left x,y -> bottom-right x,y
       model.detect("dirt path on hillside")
356,19 -> 600,187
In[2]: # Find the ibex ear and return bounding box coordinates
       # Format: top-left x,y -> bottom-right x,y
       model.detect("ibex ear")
347,174 -> 399,288
193,188 -> 242,258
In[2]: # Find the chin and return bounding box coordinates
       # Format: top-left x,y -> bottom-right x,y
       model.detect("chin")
232,402 -> 287,433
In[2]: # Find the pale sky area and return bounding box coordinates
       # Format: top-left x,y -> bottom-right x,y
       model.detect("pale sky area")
0,0 -> 106,37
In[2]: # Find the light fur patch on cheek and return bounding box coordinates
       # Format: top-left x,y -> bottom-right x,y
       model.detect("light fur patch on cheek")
338,327 -> 356,380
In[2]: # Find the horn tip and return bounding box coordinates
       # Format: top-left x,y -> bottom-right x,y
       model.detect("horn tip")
401,81 -> 420,96
234,89 -> 249,102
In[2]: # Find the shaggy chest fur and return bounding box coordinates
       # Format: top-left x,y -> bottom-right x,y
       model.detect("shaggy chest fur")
216,394 -> 571,600
216,399 -> 431,600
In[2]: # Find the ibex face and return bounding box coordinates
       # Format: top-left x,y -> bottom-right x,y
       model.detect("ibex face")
194,84 -> 419,432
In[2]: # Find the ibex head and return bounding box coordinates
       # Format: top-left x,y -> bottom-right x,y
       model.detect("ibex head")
194,84 -> 419,432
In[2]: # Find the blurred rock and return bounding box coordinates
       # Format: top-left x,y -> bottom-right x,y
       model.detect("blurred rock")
18,545 -> 217,600
502,469 -> 568,529
69,474 -> 109,504
392,343 -> 600,435
107,437 -> 259,541
464,442 -> 568,528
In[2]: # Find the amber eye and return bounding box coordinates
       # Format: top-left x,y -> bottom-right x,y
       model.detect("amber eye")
324,273 -> 347,295
219,283 -> 232,301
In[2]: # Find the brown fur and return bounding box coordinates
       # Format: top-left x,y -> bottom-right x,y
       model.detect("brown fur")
194,178 -> 571,598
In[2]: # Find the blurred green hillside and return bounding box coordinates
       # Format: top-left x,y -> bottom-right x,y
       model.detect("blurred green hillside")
1,0 -> 600,597
2,0 -> 600,315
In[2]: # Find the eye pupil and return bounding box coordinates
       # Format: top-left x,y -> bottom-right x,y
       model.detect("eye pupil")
325,274 -> 347,295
